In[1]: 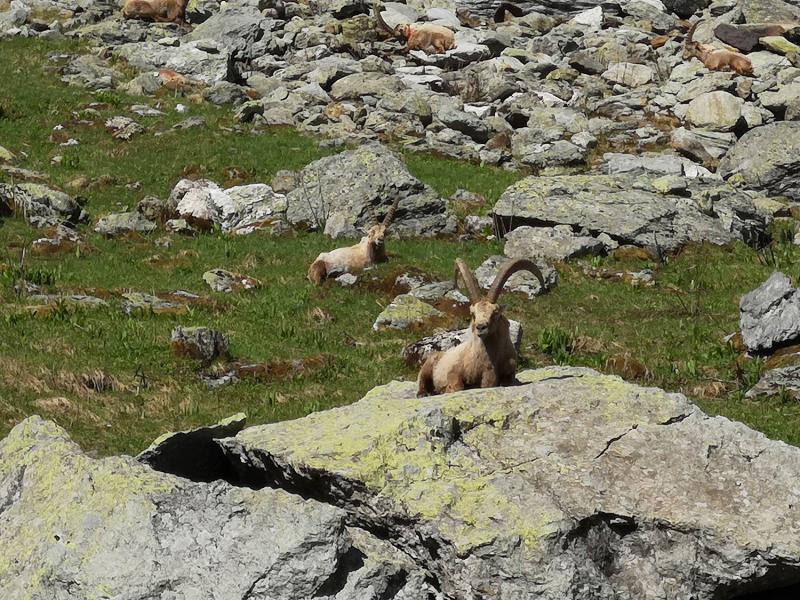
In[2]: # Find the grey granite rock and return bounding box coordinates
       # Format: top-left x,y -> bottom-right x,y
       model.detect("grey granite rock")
220,366 -> 800,599
94,211 -> 156,236
373,294 -> 442,331
0,183 -> 86,228
746,365 -> 800,400
739,272 -> 800,353
285,143 -> 454,237
494,174 -> 768,252
113,41 -> 232,85
504,224 -> 608,262
170,325 -> 230,364
171,179 -> 287,234
718,122 -> 800,200
0,416 -> 432,600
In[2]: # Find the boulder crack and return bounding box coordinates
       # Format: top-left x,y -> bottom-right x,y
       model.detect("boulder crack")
594,425 -> 638,459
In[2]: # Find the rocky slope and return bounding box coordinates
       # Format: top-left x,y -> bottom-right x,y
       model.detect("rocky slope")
3,368 -> 800,598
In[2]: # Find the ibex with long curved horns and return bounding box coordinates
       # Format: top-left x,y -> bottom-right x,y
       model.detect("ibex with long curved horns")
307,197 -> 401,285
417,257 -> 544,397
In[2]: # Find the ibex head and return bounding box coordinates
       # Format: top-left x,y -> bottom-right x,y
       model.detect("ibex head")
364,196 -> 401,249
682,19 -> 702,60
455,258 -> 545,339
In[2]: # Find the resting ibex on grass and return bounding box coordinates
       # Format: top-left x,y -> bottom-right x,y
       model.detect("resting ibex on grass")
307,198 -> 400,285
417,258 -> 544,397
122,0 -> 188,23
683,20 -> 753,76
373,2 -> 455,54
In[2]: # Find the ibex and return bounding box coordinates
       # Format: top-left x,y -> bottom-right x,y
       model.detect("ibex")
683,20 -> 753,76
307,198 -> 400,285
417,258 -> 544,397
373,2 -> 455,54
122,0 -> 188,23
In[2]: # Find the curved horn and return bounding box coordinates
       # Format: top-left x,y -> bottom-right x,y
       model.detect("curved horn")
487,258 -> 545,303
382,196 -> 401,227
373,1 -> 394,35
686,18 -> 702,43
454,258 -> 482,303
364,199 -> 379,226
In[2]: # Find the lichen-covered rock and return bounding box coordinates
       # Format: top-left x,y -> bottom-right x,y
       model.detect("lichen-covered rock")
493,174 -> 768,252
220,367 -> 800,599
170,325 -> 230,364
94,211 -> 156,236
0,416 -> 433,600
285,143 -> 455,237
746,365 -> 800,400
202,269 -> 261,293
105,115 -> 144,140
504,225 -> 608,262
373,294 -> 442,330
739,271 -> 800,353
0,183 -> 86,228
183,5 -> 266,58
684,91 -> 743,132
122,292 -> 187,315
718,122 -> 800,200
602,62 -> 654,87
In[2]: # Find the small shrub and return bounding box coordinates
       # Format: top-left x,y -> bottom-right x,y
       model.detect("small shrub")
538,326 -> 574,365
93,90 -> 122,107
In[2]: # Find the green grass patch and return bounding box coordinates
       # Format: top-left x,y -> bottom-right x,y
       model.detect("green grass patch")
2,37 -> 800,455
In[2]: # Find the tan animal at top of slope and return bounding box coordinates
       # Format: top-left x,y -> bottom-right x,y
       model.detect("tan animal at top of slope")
307,197 -> 401,285
417,257 -> 545,397
122,0 -> 188,23
373,2 -> 455,54
683,19 -> 753,76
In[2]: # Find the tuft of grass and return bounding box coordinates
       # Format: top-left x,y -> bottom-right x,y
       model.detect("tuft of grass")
537,326 -> 574,365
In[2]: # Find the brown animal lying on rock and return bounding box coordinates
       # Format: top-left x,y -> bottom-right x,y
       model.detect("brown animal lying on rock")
417,257 -> 544,397
683,20 -> 753,76
374,2 -> 455,54
122,0 -> 188,23
307,198 -> 400,285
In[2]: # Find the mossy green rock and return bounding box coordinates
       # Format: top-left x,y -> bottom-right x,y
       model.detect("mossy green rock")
372,294 -> 442,330
0,417 -> 353,599
221,367 -> 800,598
759,35 -> 800,56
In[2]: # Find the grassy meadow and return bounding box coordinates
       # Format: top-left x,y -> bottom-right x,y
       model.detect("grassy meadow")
2,37 -> 800,455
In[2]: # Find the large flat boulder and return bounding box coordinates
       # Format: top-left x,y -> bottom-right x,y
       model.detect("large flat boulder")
493,174 -> 769,252
718,122 -> 800,201
220,367 -> 800,599
0,417 -> 433,599
285,143 -> 455,236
